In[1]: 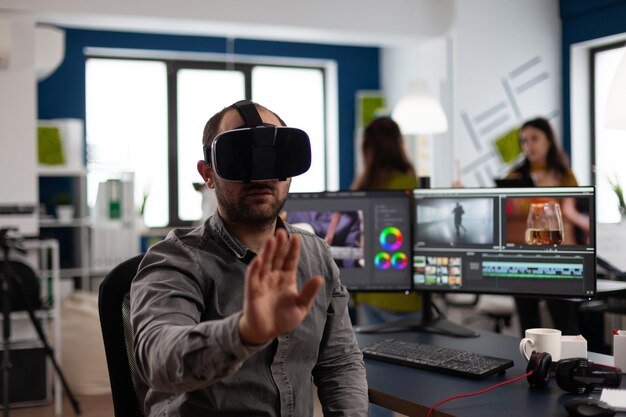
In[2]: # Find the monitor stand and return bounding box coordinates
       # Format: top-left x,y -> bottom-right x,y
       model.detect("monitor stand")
353,293 -> 480,338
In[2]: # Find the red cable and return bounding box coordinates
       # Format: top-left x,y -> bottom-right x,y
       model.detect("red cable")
424,371 -> 534,417
594,362 -> 620,371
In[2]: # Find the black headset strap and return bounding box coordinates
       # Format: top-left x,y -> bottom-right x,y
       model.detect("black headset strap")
233,100 -> 263,127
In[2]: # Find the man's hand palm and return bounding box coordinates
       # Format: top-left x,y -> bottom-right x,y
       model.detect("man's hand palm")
239,230 -> 323,345
250,272 -> 309,336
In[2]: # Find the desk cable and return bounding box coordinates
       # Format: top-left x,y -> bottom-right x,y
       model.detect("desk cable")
425,371 -> 533,417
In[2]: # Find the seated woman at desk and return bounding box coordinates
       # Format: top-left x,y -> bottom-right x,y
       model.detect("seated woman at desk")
351,117 -> 421,327
351,116 -> 420,417
506,117 -> 589,243
504,117 -> 589,335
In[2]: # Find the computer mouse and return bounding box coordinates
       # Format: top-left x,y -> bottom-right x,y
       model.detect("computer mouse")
564,398 -> 616,417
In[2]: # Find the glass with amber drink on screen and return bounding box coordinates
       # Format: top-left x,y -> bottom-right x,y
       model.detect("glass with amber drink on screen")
525,202 -> 564,245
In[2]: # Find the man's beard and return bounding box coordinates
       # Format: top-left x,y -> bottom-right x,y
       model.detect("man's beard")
214,180 -> 289,228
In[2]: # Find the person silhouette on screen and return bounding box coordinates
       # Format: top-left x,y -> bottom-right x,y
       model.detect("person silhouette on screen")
452,202 -> 466,236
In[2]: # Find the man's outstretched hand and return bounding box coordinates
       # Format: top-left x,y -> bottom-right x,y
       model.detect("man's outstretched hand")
238,229 -> 324,345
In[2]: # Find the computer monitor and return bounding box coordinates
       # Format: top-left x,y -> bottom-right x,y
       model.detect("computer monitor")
409,186 -> 596,336
493,177 -> 535,188
281,190 -> 413,292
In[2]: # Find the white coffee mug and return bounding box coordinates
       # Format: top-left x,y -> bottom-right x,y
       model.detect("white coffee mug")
519,328 -> 561,361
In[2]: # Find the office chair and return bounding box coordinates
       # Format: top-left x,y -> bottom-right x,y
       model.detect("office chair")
98,254 -> 146,417
443,294 -> 515,334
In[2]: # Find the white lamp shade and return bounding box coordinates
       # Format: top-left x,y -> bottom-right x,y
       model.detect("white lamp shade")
392,80 -> 448,135
35,26 -> 65,81
604,48 -> 626,130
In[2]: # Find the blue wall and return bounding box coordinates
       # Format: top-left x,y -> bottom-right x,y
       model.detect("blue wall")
37,29 -> 380,189
560,0 -> 626,153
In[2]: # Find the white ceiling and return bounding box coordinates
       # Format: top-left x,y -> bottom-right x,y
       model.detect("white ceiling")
3,0 -> 455,46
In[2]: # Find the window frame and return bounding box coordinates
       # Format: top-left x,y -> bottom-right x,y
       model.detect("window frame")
589,40 -> 626,186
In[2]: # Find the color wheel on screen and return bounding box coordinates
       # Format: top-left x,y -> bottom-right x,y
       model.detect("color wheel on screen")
391,253 -> 408,270
374,252 -> 391,270
379,227 -> 403,251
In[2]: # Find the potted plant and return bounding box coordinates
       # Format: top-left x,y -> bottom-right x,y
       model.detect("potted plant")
607,173 -> 626,220
54,192 -> 75,222
134,187 -> 149,230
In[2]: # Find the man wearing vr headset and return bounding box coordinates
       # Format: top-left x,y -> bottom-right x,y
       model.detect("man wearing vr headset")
130,100 -> 369,416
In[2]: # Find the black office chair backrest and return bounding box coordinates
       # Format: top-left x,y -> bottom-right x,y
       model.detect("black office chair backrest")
99,254 -> 146,417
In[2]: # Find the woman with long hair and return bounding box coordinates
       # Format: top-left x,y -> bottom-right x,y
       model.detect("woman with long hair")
352,117 -> 417,190
507,117 -> 589,242
352,116 -> 420,417
506,117 -> 588,336
508,117 -> 575,187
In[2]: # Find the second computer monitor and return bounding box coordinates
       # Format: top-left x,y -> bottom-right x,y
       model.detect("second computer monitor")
282,190 -> 413,292
411,187 -> 596,298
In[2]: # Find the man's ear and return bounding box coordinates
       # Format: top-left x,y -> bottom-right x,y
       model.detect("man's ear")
197,160 -> 215,189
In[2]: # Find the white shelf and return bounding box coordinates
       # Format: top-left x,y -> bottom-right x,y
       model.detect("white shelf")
1,310 -> 54,320
38,171 -> 90,291
39,217 -> 90,228
90,267 -> 114,276
38,166 -> 87,176
60,267 -> 88,279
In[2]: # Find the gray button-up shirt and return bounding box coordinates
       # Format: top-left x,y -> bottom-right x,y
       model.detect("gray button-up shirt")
130,214 -> 369,416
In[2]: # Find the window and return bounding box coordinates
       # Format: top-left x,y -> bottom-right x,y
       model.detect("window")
85,58 -> 169,227
86,54 -> 330,228
252,66 -> 326,194
176,69 -> 246,222
591,42 -> 626,223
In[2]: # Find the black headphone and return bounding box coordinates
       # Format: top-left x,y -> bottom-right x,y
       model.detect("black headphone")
526,351 -> 622,394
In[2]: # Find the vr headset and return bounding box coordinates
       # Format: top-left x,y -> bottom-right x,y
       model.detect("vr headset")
203,100 -> 312,183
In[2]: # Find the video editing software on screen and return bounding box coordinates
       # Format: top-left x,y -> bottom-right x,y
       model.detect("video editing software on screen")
412,187 -> 596,298
282,191 -> 413,291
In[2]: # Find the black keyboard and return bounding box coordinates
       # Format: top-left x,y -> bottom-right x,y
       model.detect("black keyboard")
361,338 -> 514,379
